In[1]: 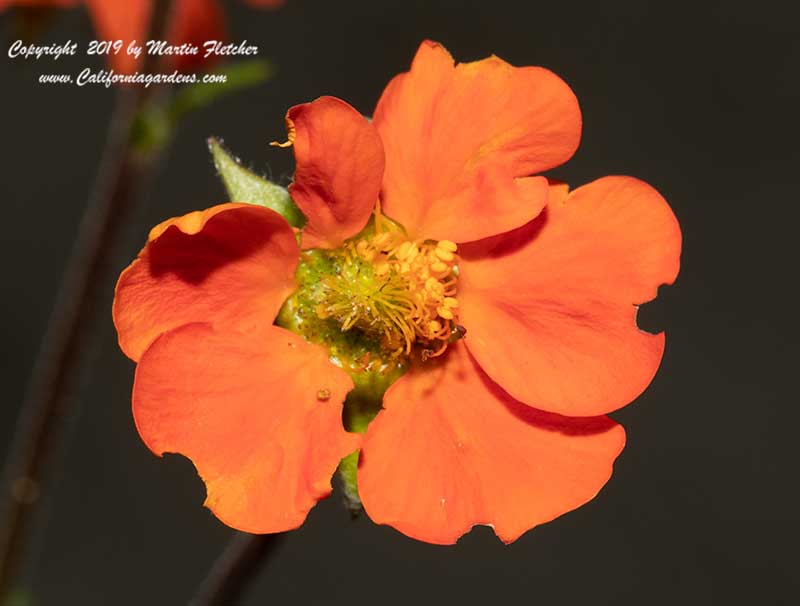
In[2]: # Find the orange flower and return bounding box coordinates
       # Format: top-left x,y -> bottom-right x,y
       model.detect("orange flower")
113,41 -> 681,543
1,0 -> 284,73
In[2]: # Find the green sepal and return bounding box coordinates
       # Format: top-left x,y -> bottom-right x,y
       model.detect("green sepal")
338,451 -> 362,517
335,366 -> 407,515
208,137 -> 306,228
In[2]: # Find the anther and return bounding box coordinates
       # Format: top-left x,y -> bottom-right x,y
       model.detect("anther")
372,232 -> 392,249
435,248 -> 455,262
396,241 -> 413,260
313,227 -> 461,362
437,306 -> 454,320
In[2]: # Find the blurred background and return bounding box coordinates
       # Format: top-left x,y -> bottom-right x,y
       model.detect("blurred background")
1,0 -> 798,604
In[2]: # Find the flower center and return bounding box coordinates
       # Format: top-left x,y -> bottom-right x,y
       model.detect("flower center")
276,210 -> 462,374
316,219 -> 461,361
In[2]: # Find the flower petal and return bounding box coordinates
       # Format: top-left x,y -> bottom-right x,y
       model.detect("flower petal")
84,0 -> 227,73
358,343 -> 624,544
113,203 -> 298,362
281,96 -> 385,249
459,176 -> 682,416
84,0 -> 149,74
167,0 -> 226,72
373,40 -> 581,242
133,322 -> 360,533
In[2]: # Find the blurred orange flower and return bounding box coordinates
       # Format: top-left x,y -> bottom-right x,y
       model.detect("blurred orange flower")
113,41 -> 681,543
1,0 -> 284,73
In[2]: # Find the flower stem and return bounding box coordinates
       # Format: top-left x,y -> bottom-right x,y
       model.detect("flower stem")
0,0 -> 174,597
190,533 -> 286,606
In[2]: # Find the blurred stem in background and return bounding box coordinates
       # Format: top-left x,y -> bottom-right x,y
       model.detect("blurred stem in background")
190,533 -> 286,606
0,2 -> 278,603
0,1 -> 175,598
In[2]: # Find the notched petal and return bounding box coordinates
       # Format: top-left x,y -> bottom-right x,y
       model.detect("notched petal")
458,176 -> 682,416
133,322 -> 361,534
358,343 -> 625,545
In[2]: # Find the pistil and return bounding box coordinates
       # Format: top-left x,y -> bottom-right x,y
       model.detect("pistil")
313,213 -> 461,360
279,208 -> 463,371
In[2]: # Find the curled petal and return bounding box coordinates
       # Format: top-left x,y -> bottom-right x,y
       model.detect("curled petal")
133,323 -> 360,533
358,343 -> 625,544
282,96 -> 385,249
113,203 -> 298,362
374,40 -> 581,242
459,177 -> 682,416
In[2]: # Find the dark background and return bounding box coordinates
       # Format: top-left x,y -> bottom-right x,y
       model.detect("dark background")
2,0 -> 798,604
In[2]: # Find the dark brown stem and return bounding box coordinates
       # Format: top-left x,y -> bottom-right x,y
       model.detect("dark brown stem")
0,0 -> 173,596
190,533 -> 286,606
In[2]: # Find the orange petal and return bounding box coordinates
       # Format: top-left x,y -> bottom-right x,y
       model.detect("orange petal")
459,176 -> 682,416
167,0 -> 226,72
85,0 -> 227,73
84,0 -> 150,74
133,323 -> 360,533
282,96 -> 384,249
113,203 -> 298,362
373,40 -> 581,242
358,343 -> 624,544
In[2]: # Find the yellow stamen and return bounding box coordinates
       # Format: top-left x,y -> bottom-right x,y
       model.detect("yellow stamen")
435,248 -> 455,262
372,232 -> 392,249
437,307 -> 454,320
270,117 -> 296,148
312,209 -> 462,360
396,241 -> 413,260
